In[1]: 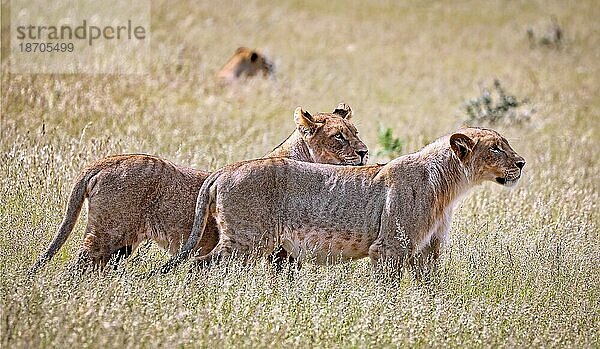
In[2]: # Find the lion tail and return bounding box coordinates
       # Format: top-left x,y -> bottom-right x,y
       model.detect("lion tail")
159,167 -> 224,274
28,167 -> 100,275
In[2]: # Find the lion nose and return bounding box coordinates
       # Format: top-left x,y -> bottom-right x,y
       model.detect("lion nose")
265,60 -> 274,73
357,150 -> 368,163
516,160 -> 525,169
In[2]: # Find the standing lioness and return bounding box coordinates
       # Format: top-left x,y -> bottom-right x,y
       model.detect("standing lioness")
164,127 -> 524,274
30,104 -> 368,273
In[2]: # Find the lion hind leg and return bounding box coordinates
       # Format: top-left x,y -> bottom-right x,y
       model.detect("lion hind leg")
268,246 -> 301,274
76,232 -> 110,270
192,227 -> 275,270
193,243 -> 225,268
78,227 -> 138,272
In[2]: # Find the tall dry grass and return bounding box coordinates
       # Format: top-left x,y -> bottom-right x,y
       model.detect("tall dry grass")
1,0 -> 598,347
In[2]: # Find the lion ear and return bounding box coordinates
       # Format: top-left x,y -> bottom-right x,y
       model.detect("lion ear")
294,107 -> 321,136
450,133 -> 474,161
333,103 -> 353,120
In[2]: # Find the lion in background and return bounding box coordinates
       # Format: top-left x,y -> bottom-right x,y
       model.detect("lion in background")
29,103 -> 368,273
163,127 -> 525,275
217,47 -> 274,83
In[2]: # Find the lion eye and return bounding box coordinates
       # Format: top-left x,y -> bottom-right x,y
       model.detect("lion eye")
334,134 -> 345,142
490,145 -> 504,154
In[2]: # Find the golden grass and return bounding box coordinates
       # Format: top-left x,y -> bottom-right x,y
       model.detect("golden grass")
1,0 -> 598,347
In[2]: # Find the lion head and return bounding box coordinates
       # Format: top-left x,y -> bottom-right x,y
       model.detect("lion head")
450,127 -> 525,187
294,103 -> 369,166
217,47 -> 274,82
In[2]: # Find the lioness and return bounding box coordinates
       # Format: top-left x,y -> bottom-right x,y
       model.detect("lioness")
29,104 -> 368,273
164,127 -> 524,274
217,47 -> 274,82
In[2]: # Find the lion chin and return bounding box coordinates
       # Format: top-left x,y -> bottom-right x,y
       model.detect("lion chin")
496,176 -> 520,187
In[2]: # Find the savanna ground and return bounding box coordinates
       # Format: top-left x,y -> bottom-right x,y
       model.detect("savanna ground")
1,1 -> 599,347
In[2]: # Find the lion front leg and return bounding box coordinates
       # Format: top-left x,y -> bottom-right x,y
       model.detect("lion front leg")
411,216 -> 450,278
408,236 -> 442,280
368,237 -> 409,279
423,236 -> 442,269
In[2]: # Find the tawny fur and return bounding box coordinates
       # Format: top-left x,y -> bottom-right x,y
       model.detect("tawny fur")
30,104 -> 367,273
216,47 -> 273,82
165,127 -> 524,274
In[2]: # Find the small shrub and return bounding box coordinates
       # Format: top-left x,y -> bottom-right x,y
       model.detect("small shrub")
527,17 -> 563,49
377,124 -> 403,159
464,79 -> 534,125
